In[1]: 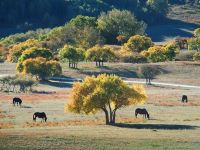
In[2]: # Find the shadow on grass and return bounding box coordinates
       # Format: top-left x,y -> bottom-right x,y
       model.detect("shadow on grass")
113,123 -> 199,130
79,66 -> 139,79
147,19 -> 199,42
21,105 -> 32,108
40,80 -> 73,88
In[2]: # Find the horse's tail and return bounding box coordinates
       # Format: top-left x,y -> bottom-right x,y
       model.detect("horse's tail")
33,114 -> 36,121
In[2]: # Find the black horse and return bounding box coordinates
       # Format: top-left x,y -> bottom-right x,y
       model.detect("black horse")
33,112 -> 47,122
135,108 -> 150,119
13,97 -> 22,106
182,95 -> 188,103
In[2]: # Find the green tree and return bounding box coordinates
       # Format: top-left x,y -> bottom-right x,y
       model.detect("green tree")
66,74 -> 146,124
97,9 -> 146,44
69,15 -> 97,29
86,45 -> 117,67
124,35 -> 153,52
147,0 -> 169,17
59,45 -> 85,69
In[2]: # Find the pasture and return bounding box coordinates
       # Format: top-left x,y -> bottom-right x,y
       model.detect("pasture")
0,62 -> 200,150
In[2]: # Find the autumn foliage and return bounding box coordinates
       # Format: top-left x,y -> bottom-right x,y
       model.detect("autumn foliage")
66,74 -> 146,124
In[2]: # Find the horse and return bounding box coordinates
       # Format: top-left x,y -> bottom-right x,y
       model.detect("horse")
182,95 -> 188,103
33,112 -> 47,122
13,97 -> 22,106
135,108 -> 150,119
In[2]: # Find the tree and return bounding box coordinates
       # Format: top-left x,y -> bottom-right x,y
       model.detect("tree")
17,57 -> 62,80
147,0 -> 169,17
188,38 -> 200,52
18,47 -> 53,63
97,9 -> 146,44
59,45 -> 85,69
69,15 -> 97,29
124,35 -> 153,52
7,39 -> 40,62
142,45 -> 167,62
86,45 -> 117,67
139,65 -> 160,84
66,74 -> 146,124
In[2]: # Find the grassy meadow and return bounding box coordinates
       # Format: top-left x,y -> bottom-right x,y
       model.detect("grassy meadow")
0,62 -> 200,149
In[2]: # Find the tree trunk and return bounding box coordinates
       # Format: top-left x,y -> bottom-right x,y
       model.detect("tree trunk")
96,61 -> 98,66
102,108 -> 109,125
112,110 -> 116,124
98,61 -> 101,67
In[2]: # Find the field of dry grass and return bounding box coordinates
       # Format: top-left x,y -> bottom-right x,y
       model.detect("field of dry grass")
0,62 -> 200,149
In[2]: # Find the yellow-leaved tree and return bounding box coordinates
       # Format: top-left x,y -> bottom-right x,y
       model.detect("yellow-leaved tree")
66,74 -> 146,125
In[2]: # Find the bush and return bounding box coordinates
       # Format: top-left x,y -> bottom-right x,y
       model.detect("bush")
17,57 -> 62,80
124,35 -> 153,52
142,45 -> 167,62
193,52 -> 200,61
175,51 -> 196,61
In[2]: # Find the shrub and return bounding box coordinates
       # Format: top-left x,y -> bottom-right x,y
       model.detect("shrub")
17,57 -> 62,80
164,43 -> 179,61
193,52 -> 200,61
124,35 -> 153,52
142,45 -> 167,62
175,51 -> 196,61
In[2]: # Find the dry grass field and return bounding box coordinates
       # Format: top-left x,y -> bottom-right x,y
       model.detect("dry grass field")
0,62 -> 200,149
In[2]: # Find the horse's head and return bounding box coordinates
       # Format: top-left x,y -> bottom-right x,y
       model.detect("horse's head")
45,117 -> 47,122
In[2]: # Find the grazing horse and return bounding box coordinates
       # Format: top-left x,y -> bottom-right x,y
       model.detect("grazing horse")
182,95 -> 188,103
33,112 -> 47,122
13,97 -> 22,106
135,108 -> 150,119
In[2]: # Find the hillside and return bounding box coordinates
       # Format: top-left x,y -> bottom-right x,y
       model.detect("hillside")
147,4 -> 200,43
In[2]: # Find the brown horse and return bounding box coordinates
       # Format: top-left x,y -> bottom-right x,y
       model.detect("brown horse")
33,112 -> 47,122
135,108 -> 150,119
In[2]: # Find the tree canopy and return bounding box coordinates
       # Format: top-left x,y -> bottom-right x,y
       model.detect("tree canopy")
66,74 -> 146,124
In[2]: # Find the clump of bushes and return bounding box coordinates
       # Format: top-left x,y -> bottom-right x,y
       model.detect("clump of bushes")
175,51 -> 196,61
0,75 -> 37,93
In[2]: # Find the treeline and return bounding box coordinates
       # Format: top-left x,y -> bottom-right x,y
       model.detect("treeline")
0,0 -> 170,29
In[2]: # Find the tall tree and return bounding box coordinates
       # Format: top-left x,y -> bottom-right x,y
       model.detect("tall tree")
66,74 -> 147,124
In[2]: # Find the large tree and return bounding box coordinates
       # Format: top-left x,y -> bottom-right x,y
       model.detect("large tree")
97,9 -> 146,44
66,74 -> 146,124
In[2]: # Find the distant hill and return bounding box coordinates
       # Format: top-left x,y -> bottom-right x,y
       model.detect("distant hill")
0,1 -> 200,42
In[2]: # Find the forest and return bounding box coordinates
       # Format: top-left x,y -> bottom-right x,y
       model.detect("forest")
0,0 -> 187,29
